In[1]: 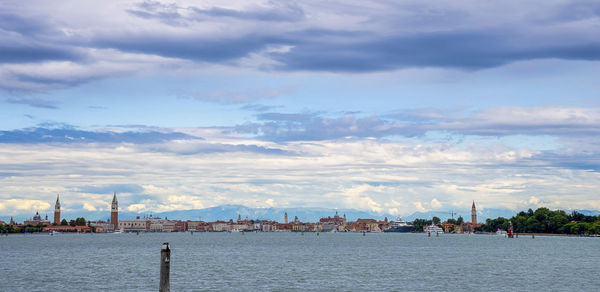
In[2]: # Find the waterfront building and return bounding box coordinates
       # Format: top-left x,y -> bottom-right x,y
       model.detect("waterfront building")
291,219 -> 305,232
89,220 -> 111,233
24,211 -> 51,226
253,220 -> 262,231
261,220 -> 278,231
119,218 -> 150,232
320,211 -> 347,232
211,221 -> 230,232
111,192 -> 118,231
187,220 -> 209,231
173,220 -> 187,232
319,211 -> 346,225
162,220 -> 176,232
54,194 -> 61,225
442,222 -> 455,233
355,218 -> 379,232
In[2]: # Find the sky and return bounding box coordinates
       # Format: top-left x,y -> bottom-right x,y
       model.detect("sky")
1,0 -> 600,219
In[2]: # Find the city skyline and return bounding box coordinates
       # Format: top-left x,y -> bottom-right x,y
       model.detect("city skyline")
1,1 -> 600,218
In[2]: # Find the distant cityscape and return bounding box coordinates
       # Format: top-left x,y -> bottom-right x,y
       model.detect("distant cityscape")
1,193 -> 486,234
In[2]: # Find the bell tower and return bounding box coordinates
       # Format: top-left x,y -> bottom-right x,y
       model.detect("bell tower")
284,212 -> 288,224
54,194 -> 61,225
111,192 -> 118,231
471,201 -> 477,225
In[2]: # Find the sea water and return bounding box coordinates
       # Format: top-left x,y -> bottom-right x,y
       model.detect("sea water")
1,232 -> 598,291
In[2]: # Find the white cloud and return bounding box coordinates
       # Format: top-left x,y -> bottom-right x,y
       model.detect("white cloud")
0,126 -> 599,217
83,202 -> 97,211
127,203 -> 147,212
414,202 -> 426,212
430,198 -> 442,209
0,199 -> 51,214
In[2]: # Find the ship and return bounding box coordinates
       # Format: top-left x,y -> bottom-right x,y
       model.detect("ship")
424,224 -> 444,234
384,217 -> 414,232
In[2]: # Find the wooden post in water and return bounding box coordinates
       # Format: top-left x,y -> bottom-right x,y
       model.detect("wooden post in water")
160,242 -> 170,292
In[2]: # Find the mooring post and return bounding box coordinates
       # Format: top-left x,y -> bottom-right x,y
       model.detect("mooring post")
160,242 -> 170,292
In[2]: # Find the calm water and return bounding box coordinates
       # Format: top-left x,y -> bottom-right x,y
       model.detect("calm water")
1,232 -> 599,291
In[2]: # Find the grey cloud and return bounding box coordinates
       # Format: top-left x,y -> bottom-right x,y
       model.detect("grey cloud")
92,34 -> 281,63
74,184 -> 144,194
236,112 -> 421,141
430,107 -> 600,136
2,1 -> 600,92
147,142 -> 293,155
240,104 -> 284,112
234,107 -> 600,142
271,29 -> 600,72
0,12 -> 84,64
189,3 -> 305,22
6,97 -> 59,109
127,0 -> 305,24
0,125 -> 195,144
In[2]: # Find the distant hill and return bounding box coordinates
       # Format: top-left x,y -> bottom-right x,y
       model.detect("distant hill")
403,208 -> 519,222
117,205 -> 394,222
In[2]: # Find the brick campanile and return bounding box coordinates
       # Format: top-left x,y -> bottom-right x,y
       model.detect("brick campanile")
471,201 -> 477,225
111,192 -> 118,231
54,194 -> 61,225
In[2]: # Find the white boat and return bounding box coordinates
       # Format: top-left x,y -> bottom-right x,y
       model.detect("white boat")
496,228 -> 507,236
424,224 -> 444,234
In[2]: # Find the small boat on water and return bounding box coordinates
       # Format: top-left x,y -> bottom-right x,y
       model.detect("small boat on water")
496,228 -> 507,236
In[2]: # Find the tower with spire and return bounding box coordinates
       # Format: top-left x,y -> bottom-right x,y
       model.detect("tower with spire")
54,194 -> 61,225
471,201 -> 477,225
111,192 -> 119,231
284,212 -> 288,224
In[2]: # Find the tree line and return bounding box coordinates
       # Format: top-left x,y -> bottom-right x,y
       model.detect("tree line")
477,208 -> 600,235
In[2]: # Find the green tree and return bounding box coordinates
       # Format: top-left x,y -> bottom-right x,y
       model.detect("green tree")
412,219 -> 432,232
75,217 -> 86,226
570,222 -> 583,234
548,213 -> 568,233
593,222 -> 600,234
456,216 -> 464,225
511,216 -> 528,233
432,216 -> 441,225
69,220 -> 76,227
61,219 -> 68,226
526,217 -> 542,233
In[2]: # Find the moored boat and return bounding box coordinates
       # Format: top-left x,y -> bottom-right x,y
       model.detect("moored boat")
384,217 -> 414,232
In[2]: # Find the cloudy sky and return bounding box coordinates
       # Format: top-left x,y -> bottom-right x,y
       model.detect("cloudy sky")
1,0 -> 600,219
